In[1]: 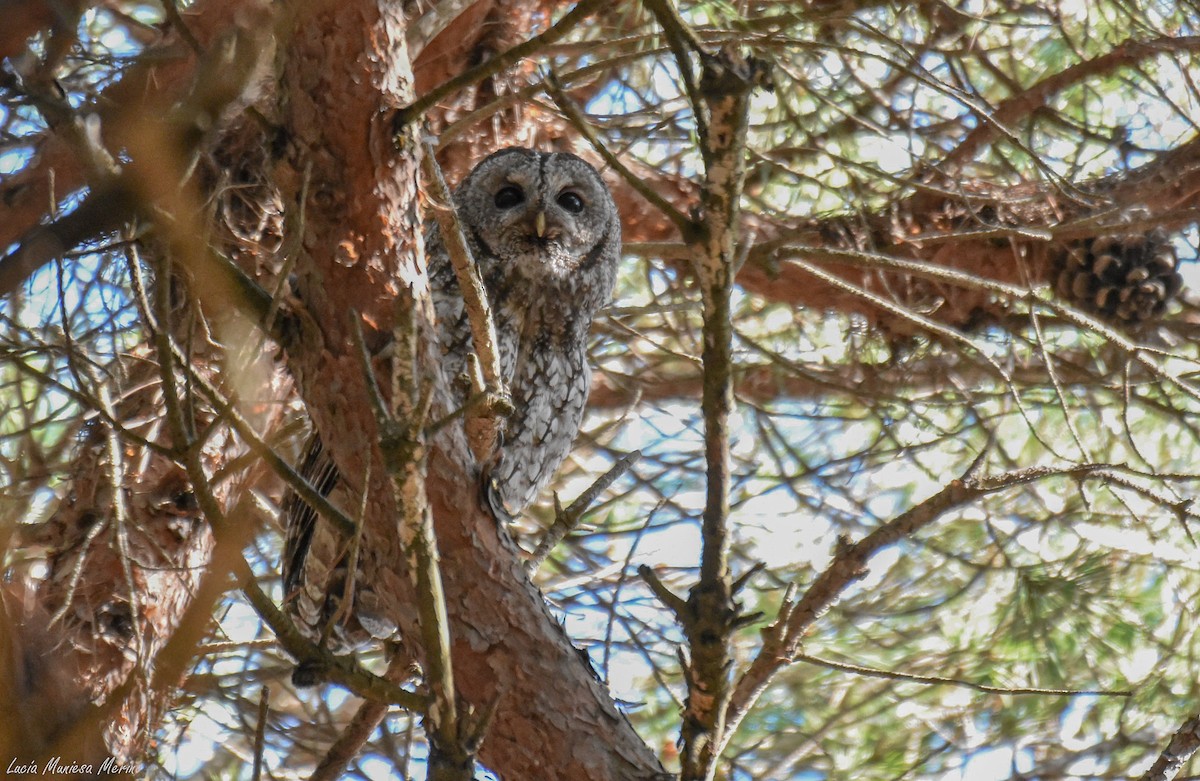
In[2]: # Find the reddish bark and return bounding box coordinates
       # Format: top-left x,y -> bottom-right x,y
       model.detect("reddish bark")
0,0 -> 81,61
428,447 -> 667,778
0,0 -> 261,265
274,0 -> 665,774
727,136 -> 1200,331
0,0 -> 53,60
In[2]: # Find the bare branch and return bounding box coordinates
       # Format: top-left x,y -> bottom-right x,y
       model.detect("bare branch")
721,461 -> 1144,755
796,654 -> 1133,698
672,43 -> 773,781
394,0 -> 610,129
1139,715 -> 1200,781
420,137 -> 512,463
942,36 -> 1200,170
310,654 -> 415,781
527,450 -> 642,574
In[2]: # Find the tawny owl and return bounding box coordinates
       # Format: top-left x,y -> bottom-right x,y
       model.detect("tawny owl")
283,147 -> 622,653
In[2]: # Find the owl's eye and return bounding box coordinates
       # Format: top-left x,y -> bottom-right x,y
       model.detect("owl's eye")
494,186 -> 525,209
556,191 -> 584,214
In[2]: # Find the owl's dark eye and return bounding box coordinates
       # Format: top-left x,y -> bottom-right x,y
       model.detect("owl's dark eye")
494,186 -> 525,209
557,191 -> 584,214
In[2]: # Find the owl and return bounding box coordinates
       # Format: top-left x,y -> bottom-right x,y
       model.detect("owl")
283,148 -> 622,654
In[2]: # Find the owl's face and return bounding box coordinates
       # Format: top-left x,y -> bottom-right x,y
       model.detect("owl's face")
456,148 -> 618,283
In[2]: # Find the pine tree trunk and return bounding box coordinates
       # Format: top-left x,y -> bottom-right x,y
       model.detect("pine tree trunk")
9,1 -> 666,776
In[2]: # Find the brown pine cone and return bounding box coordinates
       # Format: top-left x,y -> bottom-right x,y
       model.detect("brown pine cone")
1054,229 -> 1183,324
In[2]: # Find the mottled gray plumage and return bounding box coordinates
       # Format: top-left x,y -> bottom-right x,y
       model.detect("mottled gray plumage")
283,148 -> 621,654
430,147 -> 622,514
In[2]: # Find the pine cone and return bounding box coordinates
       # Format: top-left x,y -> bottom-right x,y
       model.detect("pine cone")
1054,229 -> 1183,324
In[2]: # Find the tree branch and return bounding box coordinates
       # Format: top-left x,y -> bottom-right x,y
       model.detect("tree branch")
941,35 -> 1200,170
661,43 -> 773,781
393,0 -> 609,129
720,461 -> 1142,755
1138,715 -> 1200,781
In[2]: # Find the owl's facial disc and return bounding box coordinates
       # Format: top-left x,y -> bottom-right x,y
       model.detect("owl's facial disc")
496,186 -> 596,278
457,148 -> 616,283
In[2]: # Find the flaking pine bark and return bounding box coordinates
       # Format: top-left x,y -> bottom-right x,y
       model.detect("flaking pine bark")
5,0 -> 666,778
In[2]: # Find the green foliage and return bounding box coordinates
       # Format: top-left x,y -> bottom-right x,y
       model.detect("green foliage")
4,0 -> 1200,778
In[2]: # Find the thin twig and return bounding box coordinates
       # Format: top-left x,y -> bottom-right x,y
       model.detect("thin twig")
251,686 -> 269,781
393,0 -> 608,128
797,654 -> 1133,697
161,0 -> 203,55
719,458 -> 1143,757
310,653 -> 415,781
323,454 -> 372,648
236,564 -> 424,710
642,0 -> 709,140
526,450 -> 642,574
419,139 -> 503,391
418,137 -> 511,468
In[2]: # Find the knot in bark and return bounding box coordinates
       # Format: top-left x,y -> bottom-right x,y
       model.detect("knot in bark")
700,48 -> 774,98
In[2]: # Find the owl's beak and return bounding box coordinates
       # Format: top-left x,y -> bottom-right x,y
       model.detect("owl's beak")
535,210 -> 547,238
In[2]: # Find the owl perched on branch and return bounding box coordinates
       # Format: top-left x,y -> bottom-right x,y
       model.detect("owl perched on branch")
283,148 -> 622,652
